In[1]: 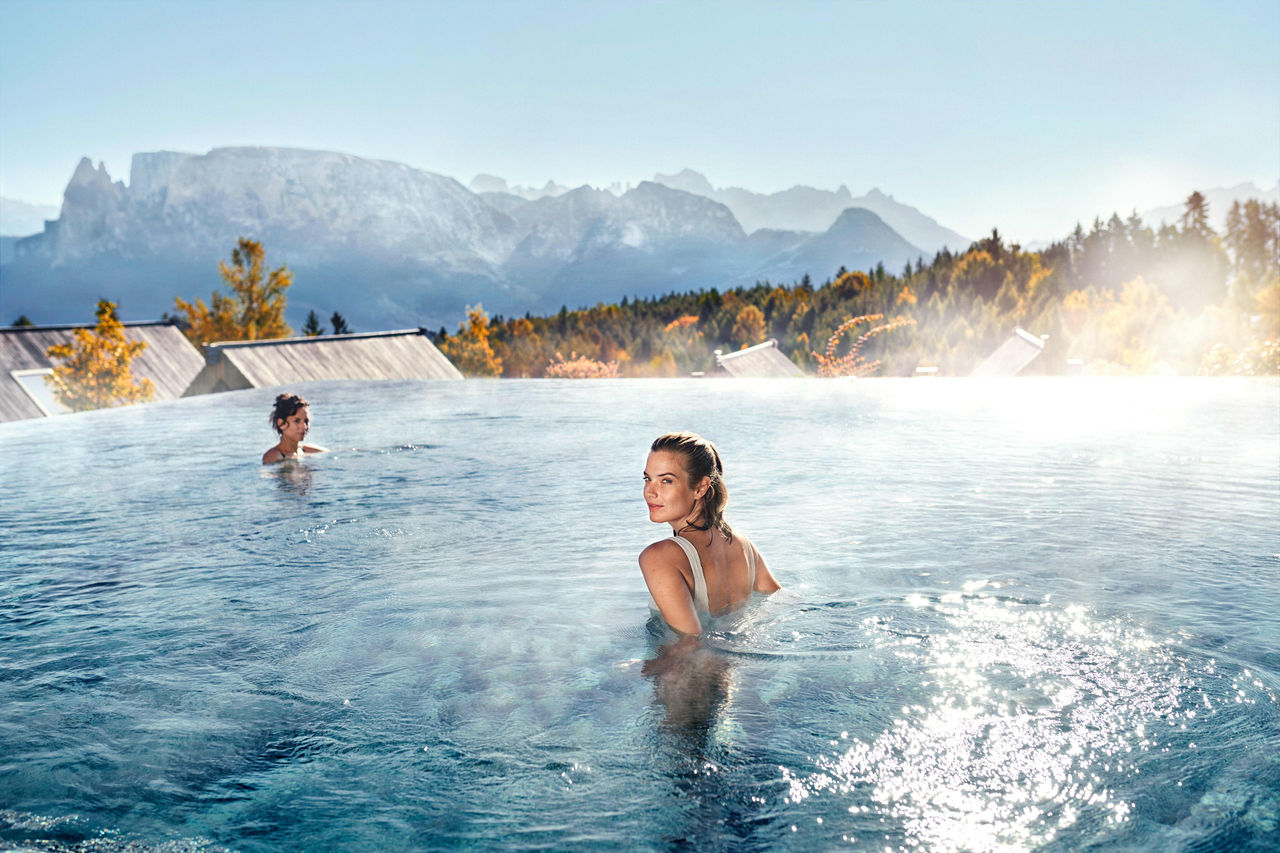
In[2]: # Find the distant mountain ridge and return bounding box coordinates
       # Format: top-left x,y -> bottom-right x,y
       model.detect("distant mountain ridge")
652,168 -> 972,255
0,197 -> 60,237
2,147 -> 943,329
1140,182 -> 1279,232
755,208 -> 926,286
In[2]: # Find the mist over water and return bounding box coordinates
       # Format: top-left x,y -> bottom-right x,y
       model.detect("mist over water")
1,378 -> 1277,851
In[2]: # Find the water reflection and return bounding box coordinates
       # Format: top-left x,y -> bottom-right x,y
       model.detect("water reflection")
263,458 -> 316,496
641,623 -> 787,850
643,631 -> 735,742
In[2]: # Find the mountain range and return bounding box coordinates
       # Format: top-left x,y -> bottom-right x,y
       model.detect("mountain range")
0,148 -> 966,330
22,149 -> 1268,333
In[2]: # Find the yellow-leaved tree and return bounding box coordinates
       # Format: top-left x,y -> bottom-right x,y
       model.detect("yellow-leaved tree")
174,238 -> 293,349
731,304 -> 767,348
45,299 -> 155,411
438,304 -> 503,376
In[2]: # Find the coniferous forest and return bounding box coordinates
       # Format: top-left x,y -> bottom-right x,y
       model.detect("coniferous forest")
437,193 -> 1279,378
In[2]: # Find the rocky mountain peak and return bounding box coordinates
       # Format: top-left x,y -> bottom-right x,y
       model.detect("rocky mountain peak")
67,157 -> 113,189
651,169 -> 716,197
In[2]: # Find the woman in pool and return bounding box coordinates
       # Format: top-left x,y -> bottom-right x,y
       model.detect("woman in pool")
262,393 -> 328,464
640,432 -> 780,635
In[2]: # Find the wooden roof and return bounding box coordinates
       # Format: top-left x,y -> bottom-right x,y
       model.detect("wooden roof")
183,328 -> 463,395
0,322 -> 204,422
714,339 -> 804,378
970,328 -> 1045,377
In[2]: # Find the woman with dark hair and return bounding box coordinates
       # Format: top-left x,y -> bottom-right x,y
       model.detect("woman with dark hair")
262,393 -> 328,464
640,432 -> 780,635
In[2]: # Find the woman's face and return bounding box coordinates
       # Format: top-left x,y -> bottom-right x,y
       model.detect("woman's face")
277,407 -> 310,442
643,449 -> 706,527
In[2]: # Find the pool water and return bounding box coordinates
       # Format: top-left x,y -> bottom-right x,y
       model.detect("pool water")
2,378 -> 1278,852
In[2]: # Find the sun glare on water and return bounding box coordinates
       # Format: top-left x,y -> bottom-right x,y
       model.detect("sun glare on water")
779,591 -> 1211,851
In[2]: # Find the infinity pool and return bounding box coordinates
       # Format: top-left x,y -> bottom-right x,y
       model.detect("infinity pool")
2,378 -> 1277,851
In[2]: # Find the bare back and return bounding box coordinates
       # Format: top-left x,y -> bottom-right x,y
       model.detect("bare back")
641,529 -> 780,634
684,529 -> 755,616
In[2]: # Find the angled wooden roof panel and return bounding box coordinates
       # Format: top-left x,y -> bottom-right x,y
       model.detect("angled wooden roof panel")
970,328 -> 1045,377
715,339 -> 804,378
0,323 -> 204,422
188,329 -> 463,394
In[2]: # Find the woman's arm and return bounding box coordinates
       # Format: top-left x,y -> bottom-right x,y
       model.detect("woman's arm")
639,540 -> 702,636
302,443 -> 329,453
752,542 -> 781,593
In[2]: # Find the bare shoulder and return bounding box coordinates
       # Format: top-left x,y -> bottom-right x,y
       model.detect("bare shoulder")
639,538 -> 701,635
262,448 -> 284,465
639,538 -> 687,572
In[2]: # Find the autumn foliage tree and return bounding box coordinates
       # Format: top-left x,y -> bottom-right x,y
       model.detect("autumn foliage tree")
45,299 -> 155,411
174,238 -> 293,349
492,317 -> 546,377
438,304 -> 503,376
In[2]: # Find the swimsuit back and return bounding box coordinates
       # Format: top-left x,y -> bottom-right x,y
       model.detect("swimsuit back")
664,534 -> 758,616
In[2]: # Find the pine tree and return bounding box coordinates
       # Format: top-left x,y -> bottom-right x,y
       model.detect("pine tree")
1225,199 -> 1280,284
330,312 -> 351,335
1181,191 -> 1212,238
302,310 -> 323,336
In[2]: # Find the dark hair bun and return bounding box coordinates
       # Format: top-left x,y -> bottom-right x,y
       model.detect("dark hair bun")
269,393 -> 309,434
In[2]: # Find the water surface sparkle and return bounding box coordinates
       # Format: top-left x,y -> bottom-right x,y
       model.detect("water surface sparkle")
776,590 -> 1258,851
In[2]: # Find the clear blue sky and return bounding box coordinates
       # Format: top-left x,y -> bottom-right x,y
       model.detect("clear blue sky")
2,0 -> 1276,242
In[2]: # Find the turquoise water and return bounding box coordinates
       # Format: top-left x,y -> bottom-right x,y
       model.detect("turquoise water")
1,378 -> 1278,852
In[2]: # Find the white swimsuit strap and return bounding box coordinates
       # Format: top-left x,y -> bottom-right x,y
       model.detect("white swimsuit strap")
745,540 -> 757,591
668,536 -> 710,614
